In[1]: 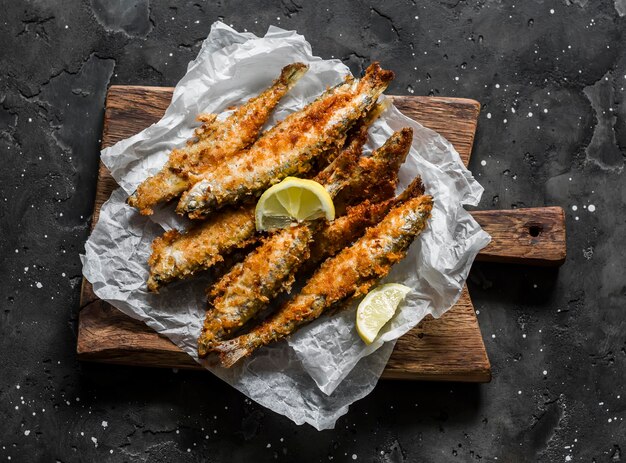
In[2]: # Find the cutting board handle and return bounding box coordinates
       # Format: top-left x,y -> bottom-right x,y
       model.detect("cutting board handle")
472,206 -> 566,266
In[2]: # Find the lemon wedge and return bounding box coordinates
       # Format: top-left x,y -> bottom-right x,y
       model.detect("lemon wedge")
255,177 -> 335,231
356,283 -> 411,344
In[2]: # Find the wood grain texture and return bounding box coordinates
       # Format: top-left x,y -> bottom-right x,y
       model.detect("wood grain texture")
388,95 -> 479,167
473,207 -> 566,265
78,287 -> 488,381
79,85 -> 498,382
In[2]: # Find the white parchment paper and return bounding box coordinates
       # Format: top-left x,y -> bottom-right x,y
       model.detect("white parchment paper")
82,22 -> 491,430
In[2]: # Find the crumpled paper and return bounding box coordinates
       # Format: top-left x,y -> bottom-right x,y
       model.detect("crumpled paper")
82,22 -> 491,430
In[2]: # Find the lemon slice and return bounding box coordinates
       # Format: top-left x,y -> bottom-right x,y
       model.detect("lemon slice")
255,177 -> 335,231
356,283 -> 411,344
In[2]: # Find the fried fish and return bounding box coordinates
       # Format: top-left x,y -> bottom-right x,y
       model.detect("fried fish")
177,63 -> 394,219
146,106 -> 385,292
212,185 -> 433,367
198,128 -> 414,355
128,62 -> 309,215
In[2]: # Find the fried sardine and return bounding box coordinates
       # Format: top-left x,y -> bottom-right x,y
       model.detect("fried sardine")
212,187 -> 433,367
177,63 -> 394,219
198,129 -> 414,355
128,62 -> 309,214
146,106 -> 384,292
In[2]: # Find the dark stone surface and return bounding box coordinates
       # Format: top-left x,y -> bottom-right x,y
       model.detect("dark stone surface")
1,0 -> 624,461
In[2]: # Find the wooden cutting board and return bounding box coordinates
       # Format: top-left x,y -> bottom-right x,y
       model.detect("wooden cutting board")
77,86 -> 567,383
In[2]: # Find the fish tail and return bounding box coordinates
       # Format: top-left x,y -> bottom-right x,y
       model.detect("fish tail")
359,62 -> 395,94
393,175 -> 424,204
213,338 -> 253,368
395,175 -> 426,204
278,62 -> 309,89
368,127 -> 413,168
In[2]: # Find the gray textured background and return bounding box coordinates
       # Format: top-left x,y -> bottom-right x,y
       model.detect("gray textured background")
1,1 -> 624,461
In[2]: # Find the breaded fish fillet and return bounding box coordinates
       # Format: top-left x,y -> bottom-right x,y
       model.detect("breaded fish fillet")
127,62 -> 309,214
197,129 -> 414,356
212,190 -> 433,367
146,107 -> 384,292
177,63 -> 395,219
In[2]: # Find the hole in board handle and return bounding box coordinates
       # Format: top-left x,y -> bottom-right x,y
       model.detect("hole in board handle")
528,225 -> 542,237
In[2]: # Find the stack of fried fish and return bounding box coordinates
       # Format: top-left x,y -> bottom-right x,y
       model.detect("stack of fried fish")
127,62 -> 434,368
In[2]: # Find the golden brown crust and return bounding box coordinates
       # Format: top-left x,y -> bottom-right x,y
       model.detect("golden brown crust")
197,130 -> 413,357
213,193 -> 433,367
197,225 -> 315,356
197,129 -> 410,354
333,127 -> 413,211
177,63 -> 395,218
128,62 -> 309,215
147,206 -> 257,292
